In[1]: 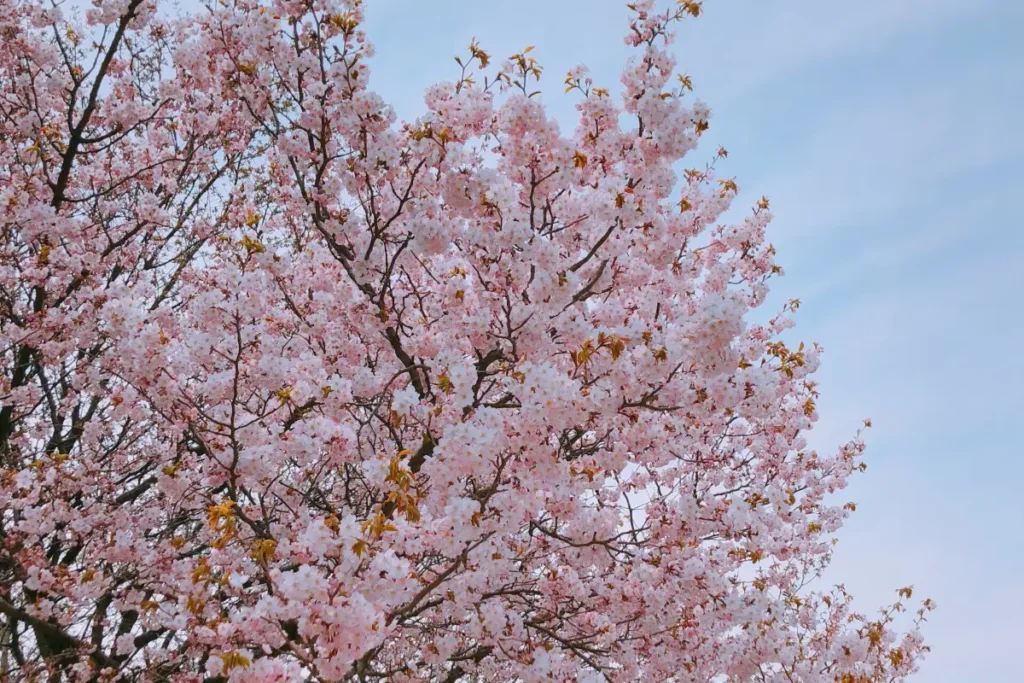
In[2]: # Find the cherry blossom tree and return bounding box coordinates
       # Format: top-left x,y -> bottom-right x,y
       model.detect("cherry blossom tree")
0,0 -> 931,680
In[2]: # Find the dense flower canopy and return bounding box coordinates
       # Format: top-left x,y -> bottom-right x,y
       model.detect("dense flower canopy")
0,0 -> 931,680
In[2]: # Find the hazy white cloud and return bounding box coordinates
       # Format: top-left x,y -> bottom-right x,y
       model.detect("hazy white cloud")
676,0 -> 1002,104
766,73 -> 1021,242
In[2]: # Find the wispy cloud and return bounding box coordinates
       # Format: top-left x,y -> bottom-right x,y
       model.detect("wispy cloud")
765,70 -> 1021,242
677,0 -> 1003,104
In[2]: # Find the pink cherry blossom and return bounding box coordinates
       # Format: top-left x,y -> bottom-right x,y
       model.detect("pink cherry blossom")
0,0 -> 930,680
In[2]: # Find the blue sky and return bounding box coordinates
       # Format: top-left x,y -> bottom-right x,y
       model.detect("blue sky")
359,1 -> 1024,679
